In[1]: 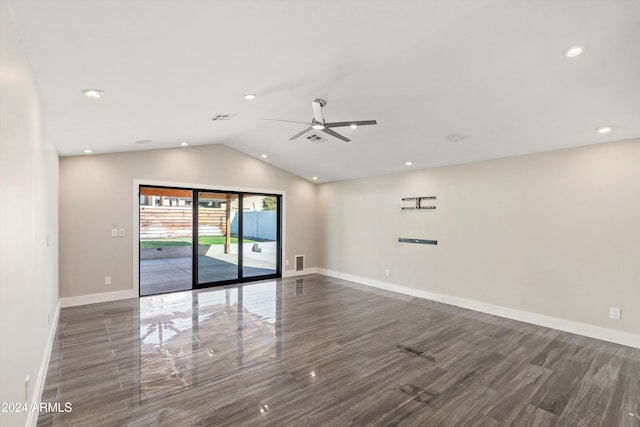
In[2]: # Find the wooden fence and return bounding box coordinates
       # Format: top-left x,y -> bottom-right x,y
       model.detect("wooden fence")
140,206 -> 227,239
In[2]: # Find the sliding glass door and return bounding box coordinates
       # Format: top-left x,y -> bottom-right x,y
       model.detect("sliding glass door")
139,187 -> 194,296
241,194 -> 279,278
139,186 -> 281,296
197,192 -> 239,284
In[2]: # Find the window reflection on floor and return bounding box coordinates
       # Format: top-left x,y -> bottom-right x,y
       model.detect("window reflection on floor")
137,281 -> 281,403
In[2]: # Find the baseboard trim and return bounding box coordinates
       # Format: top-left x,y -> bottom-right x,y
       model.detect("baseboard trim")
58,271 -> 323,306
317,268 -> 640,349
283,267 -> 318,278
59,289 -> 137,308
26,300 -> 61,427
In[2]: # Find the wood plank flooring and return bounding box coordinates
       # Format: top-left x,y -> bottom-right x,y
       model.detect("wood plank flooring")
37,275 -> 640,426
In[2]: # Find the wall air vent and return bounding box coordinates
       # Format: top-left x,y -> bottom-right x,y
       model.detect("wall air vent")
306,134 -> 325,143
211,114 -> 238,121
295,255 -> 305,272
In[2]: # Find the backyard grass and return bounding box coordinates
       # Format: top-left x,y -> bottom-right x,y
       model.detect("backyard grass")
140,240 -> 191,248
140,236 -> 253,248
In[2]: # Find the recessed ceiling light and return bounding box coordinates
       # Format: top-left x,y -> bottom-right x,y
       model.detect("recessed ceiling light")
405,161 -> 413,166
350,124 -> 358,129
135,139 -> 152,145
244,94 -> 256,100
261,154 -> 267,158
596,126 -> 612,134
180,142 -> 189,147
563,45 -> 584,58
82,149 -> 93,154
312,176 -> 318,181
82,89 -> 103,98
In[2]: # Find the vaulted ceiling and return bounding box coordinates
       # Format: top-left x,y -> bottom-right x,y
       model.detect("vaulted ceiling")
9,0 -> 640,182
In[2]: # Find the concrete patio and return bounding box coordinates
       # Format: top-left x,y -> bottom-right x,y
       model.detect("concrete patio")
140,242 -> 278,296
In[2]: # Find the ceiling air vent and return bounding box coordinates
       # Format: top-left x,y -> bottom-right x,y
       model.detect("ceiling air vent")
306,134 -> 325,143
446,134 -> 467,142
211,114 -> 238,121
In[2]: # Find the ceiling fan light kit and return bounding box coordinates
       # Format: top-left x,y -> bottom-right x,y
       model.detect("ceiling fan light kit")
263,98 -> 377,142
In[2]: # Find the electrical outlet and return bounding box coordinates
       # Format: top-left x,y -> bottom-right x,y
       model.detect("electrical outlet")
285,259 -> 289,266
119,228 -> 125,237
105,276 -> 111,286
385,269 -> 390,277
111,228 -> 118,237
609,307 -> 621,320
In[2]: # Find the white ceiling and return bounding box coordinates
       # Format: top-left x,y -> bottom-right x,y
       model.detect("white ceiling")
9,0 -> 640,183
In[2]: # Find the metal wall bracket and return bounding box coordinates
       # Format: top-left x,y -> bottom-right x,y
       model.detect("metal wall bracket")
398,238 -> 438,245
401,196 -> 436,210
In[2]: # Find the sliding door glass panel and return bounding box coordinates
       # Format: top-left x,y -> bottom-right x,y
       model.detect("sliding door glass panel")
197,192 -> 239,284
139,187 -> 193,296
241,194 -> 278,278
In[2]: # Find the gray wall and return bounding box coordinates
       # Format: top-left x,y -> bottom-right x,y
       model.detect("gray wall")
318,139 -> 640,335
59,144 -> 318,298
231,210 -> 278,241
0,1 -> 60,425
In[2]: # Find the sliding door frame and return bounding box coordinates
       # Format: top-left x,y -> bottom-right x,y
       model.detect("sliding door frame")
192,190 -> 282,289
133,180 -> 285,297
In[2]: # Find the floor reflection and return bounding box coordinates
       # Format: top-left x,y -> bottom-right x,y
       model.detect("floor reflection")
137,280 -> 283,404
39,275 -> 640,427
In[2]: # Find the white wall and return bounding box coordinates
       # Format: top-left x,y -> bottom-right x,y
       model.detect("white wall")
59,144 -> 318,298
0,1 -> 59,426
318,139 -> 640,337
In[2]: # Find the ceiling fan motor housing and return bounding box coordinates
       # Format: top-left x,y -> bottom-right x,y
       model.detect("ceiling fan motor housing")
265,98 -> 376,142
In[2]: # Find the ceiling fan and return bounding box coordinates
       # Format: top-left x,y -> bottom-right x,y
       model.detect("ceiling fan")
263,99 -> 377,142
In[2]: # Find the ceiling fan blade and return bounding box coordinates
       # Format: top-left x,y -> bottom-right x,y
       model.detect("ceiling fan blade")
262,118 -> 310,125
321,127 -> 351,142
289,127 -> 312,140
326,120 -> 377,128
311,100 -> 324,123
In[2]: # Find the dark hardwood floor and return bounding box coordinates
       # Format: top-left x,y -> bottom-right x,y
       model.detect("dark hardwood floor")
37,275 -> 640,426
